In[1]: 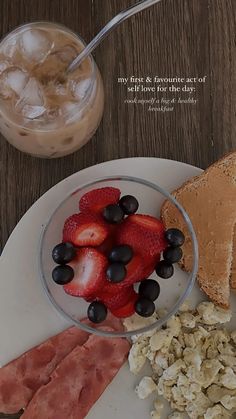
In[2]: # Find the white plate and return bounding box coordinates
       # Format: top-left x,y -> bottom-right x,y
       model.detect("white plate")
1,157 -> 233,419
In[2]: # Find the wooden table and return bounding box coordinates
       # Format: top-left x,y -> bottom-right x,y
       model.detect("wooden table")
0,0 -> 235,416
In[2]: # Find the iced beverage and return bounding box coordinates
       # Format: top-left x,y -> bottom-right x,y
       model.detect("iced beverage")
0,22 -> 104,158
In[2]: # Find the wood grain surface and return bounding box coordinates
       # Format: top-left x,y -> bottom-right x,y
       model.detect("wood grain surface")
0,1 -> 235,416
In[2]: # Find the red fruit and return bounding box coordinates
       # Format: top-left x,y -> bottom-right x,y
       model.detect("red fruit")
63,212 -> 109,247
63,248 -> 107,297
79,187 -> 121,213
84,294 -> 97,303
123,254 -> 144,286
110,294 -> 138,318
142,254 -> 160,278
102,254 -> 144,294
96,232 -> 116,256
142,263 -> 156,279
99,286 -> 136,310
117,214 -> 167,258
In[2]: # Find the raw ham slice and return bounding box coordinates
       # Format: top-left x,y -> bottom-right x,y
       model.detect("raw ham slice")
22,333 -> 130,419
0,315 -> 122,414
0,327 -> 89,414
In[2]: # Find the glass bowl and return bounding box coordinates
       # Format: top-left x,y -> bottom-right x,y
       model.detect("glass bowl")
39,175 -> 198,337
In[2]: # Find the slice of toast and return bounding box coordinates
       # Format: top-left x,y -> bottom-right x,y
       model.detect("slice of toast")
230,225 -> 236,289
161,152 -> 236,309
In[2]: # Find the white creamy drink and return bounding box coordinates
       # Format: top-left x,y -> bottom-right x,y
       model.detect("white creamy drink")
0,22 -> 104,158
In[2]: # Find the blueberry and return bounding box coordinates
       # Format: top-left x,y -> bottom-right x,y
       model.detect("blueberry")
52,265 -> 74,285
103,204 -> 124,224
108,245 -> 133,265
135,297 -> 155,317
155,260 -> 174,279
52,242 -> 76,264
87,301 -> 107,323
106,263 -> 127,283
119,195 -> 139,215
163,246 -> 183,263
165,228 -> 185,247
138,279 -> 160,301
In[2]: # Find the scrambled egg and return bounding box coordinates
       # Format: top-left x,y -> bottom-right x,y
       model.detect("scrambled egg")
125,301 -> 236,418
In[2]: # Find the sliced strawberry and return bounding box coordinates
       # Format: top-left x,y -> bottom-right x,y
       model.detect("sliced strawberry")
96,231 -> 116,256
84,294 -> 97,303
101,254 -> 144,294
142,263 -> 156,279
123,254 -> 144,286
142,254 -> 160,278
79,187 -> 121,213
117,214 -> 167,258
110,294 -> 138,318
63,248 -> 107,297
99,286 -> 136,310
62,212 -> 109,247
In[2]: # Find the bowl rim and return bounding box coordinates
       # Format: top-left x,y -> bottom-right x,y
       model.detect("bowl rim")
38,174 -> 199,338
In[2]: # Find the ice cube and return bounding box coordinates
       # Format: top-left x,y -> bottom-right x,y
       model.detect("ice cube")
0,36 -> 17,58
19,78 -> 44,106
54,44 -> 77,64
0,60 -> 9,75
33,53 -> 65,82
61,101 -> 82,122
34,45 -> 77,82
71,79 -> 91,100
20,105 -> 46,119
15,77 -> 46,119
0,67 -> 28,99
62,101 -> 79,114
20,29 -> 53,62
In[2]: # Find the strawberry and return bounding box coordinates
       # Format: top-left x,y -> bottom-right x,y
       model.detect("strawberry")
97,228 -> 115,256
123,254 -> 144,286
79,187 -> 121,213
142,254 -> 160,278
116,214 -> 167,258
84,294 -> 97,303
63,248 -> 107,297
99,286 -> 136,310
110,293 -> 138,318
101,254 -> 144,294
62,212 -> 109,247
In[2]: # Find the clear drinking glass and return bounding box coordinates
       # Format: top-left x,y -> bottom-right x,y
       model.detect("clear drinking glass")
0,22 -> 104,158
39,175 -> 198,338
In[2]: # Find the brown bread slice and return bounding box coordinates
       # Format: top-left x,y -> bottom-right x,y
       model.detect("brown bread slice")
230,226 -> 236,289
161,152 -> 236,309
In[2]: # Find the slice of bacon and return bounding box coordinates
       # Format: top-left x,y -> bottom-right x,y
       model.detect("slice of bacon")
0,314 -> 122,414
0,327 -> 89,414
22,333 -> 130,419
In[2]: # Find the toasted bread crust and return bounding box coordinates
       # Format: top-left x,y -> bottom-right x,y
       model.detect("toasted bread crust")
161,151 -> 236,309
230,225 -> 236,289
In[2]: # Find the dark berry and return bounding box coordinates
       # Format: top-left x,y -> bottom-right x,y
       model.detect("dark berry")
119,195 -> 139,215
87,301 -> 107,323
138,279 -> 160,301
135,297 -> 155,317
155,261 -> 174,279
163,246 -> 183,263
108,245 -> 133,265
103,204 -> 124,224
52,265 -> 74,285
165,228 -> 185,247
106,263 -> 127,283
52,242 -> 76,264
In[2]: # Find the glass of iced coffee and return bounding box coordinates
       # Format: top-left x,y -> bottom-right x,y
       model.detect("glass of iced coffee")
0,22 -> 104,158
